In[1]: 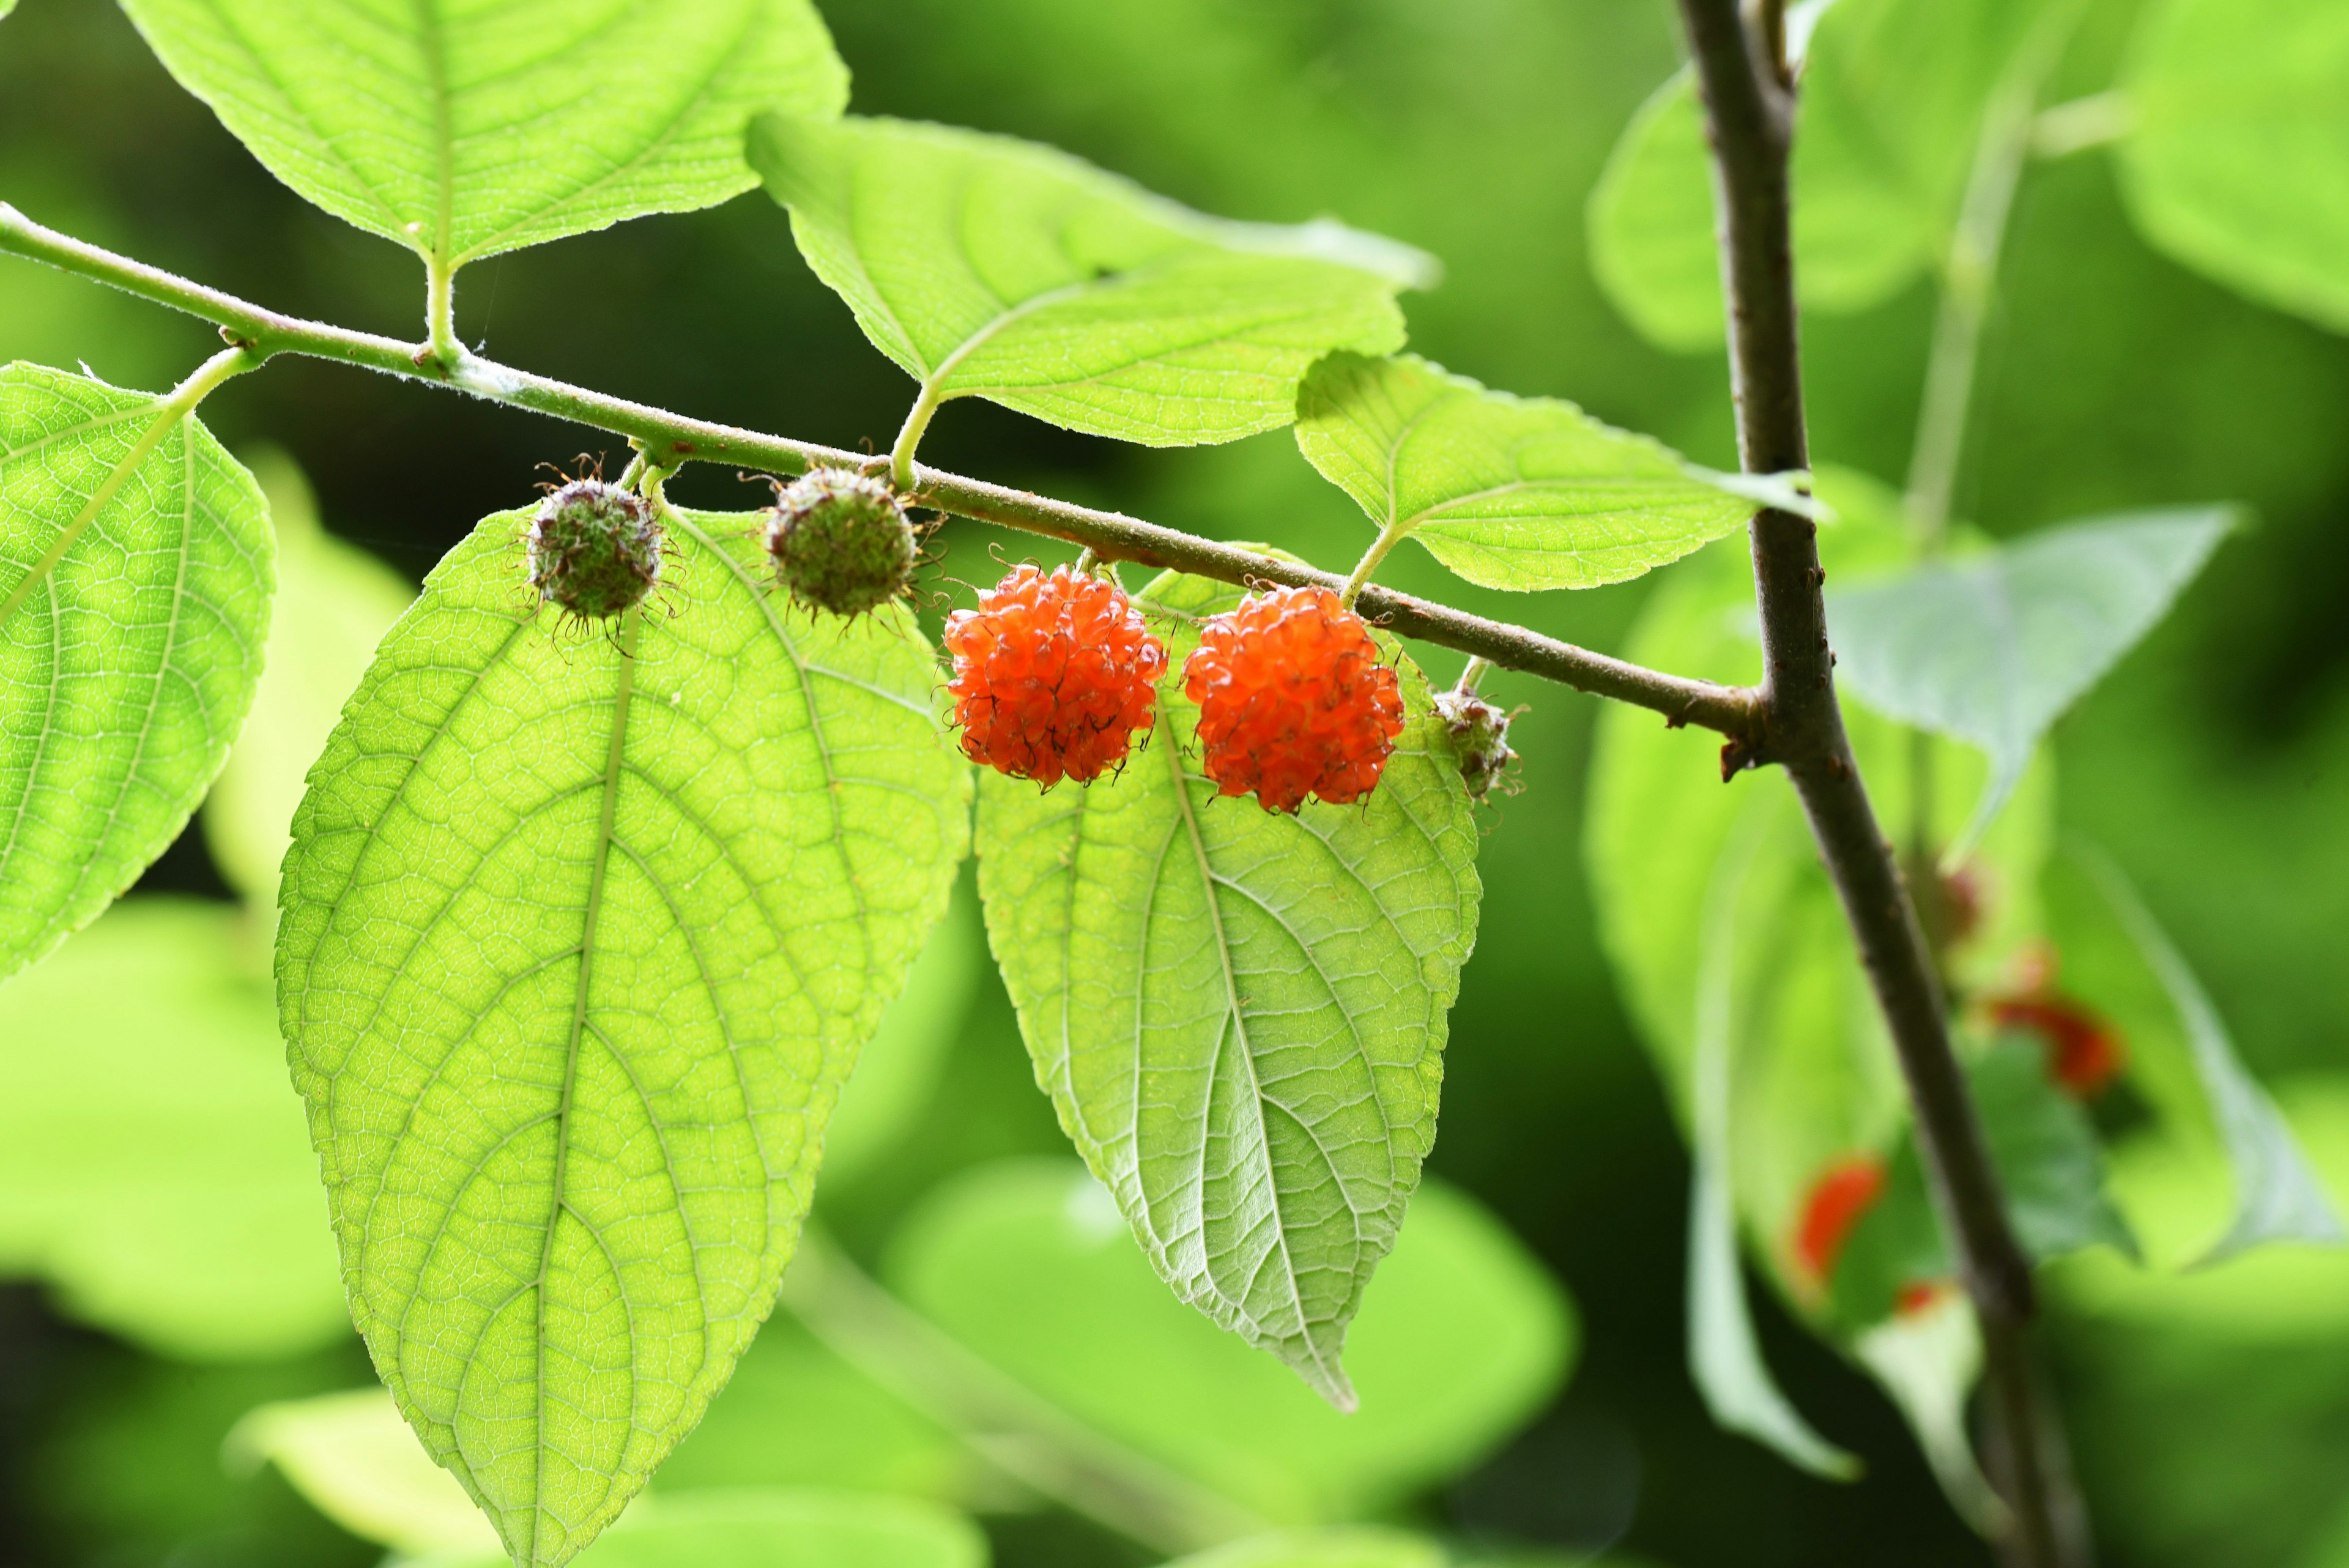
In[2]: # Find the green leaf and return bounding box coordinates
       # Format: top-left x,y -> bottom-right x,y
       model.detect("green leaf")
413,1489 -> 988,1568
2118,0 -> 2349,332
1848,1295 -> 1997,1534
204,449 -> 412,905
0,896 -> 345,1359
0,360 -> 272,985
749,114 -> 1425,450
1586,0 -> 2046,349
972,568 -> 1480,1408
1972,1039 -> 2140,1262
1165,1528 -> 1445,1568
1684,806 -> 1860,1479
2054,842 -> 2343,1263
1293,352 -> 1807,592
1828,507 -> 2233,858
278,507 -> 970,1567
658,1313 -> 978,1503
119,0 -> 847,270
820,882 -> 983,1193
231,1388 -> 505,1558
889,1162 -> 1571,1525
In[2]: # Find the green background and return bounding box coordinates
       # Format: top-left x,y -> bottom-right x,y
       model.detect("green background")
2,0 -> 2345,1566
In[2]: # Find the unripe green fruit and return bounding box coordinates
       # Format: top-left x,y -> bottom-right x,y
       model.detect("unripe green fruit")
1433,688 -> 1520,801
525,479 -> 662,622
765,468 -> 916,617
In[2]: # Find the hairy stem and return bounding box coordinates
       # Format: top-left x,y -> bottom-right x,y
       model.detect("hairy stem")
0,200 -> 1759,743
1672,3 -> 2064,1561
1338,521 -> 1408,609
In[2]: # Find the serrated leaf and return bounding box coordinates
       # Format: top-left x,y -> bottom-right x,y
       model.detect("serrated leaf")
1828,507 -> 2232,858
749,114 -> 1425,449
2118,0 -> 2349,332
889,1163 -> 1567,1523
1586,0 -> 2045,349
204,450 -> 412,905
2057,842 -> 2343,1263
0,360 -> 272,985
1293,353 -> 1802,592
232,1388 -> 503,1558
278,507 -> 970,1567
973,573 -> 1479,1406
413,1489 -> 988,1568
0,896 -> 346,1359
119,0 -> 847,270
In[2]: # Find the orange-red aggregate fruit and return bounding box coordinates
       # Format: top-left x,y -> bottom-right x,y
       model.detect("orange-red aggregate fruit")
1181,585 -> 1406,812
944,563 -> 1166,787
1987,993 -> 2126,1100
1791,1153 -> 1889,1285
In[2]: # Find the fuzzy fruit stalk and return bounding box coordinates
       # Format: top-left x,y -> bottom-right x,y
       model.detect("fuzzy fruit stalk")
944,563 -> 1167,787
1181,585 -> 1405,812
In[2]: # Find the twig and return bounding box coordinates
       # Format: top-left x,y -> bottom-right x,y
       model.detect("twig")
0,201 -> 1759,746
1671,3 -> 2063,1562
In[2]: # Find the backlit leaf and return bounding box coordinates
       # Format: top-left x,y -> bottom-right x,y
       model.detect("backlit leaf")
1828,507 -> 2232,857
1293,353 -> 1805,592
278,507 -> 970,1566
0,360 -> 272,985
889,1162 -> 1568,1523
2052,842 -> 2342,1264
972,568 -> 1479,1408
0,896 -> 344,1359
1165,1528 -> 1445,1568
1586,0 -> 2046,349
204,448 -> 412,904
120,0 -> 847,269
2118,0 -> 2349,332
414,1489 -> 988,1568
231,1388 -> 503,1558
750,114 -> 1425,449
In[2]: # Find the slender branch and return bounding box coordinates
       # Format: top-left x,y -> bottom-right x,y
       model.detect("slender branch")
0,200 -> 1759,745
1673,4 -> 2063,1562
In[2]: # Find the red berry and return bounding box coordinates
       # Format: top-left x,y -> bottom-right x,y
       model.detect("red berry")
1791,1153 -> 1888,1285
1987,994 -> 2125,1100
1181,585 -> 1406,813
944,564 -> 1167,787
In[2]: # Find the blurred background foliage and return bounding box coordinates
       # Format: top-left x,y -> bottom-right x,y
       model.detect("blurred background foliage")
0,0 -> 2344,1566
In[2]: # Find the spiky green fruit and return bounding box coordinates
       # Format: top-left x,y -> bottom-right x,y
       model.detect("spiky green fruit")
764,468 -> 916,617
525,479 -> 662,622
1433,688 -> 1520,801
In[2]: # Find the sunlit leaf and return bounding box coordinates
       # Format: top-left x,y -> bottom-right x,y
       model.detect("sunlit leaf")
1586,0 -> 2046,349
204,449 -> 411,905
889,1162 -> 1569,1523
119,0 -> 847,269
2118,0 -> 2349,332
1828,507 -> 2232,857
1293,353 -> 1805,592
1165,1528 -> 1445,1568
278,507 -> 970,1566
1849,1294 -> 1997,1534
658,1312 -> 978,1502
973,568 -> 1479,1408
231,1388 -> 503,1558
412,1489 -> 988,1568
0,897 -> 344,1358
820,882 -> 983,1193
749,114 -> 1425,449
2051,843 -> 2343,1263
0,361 -> 272,984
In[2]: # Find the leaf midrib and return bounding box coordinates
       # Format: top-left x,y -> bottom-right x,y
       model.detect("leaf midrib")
528,603 -> 638,1566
